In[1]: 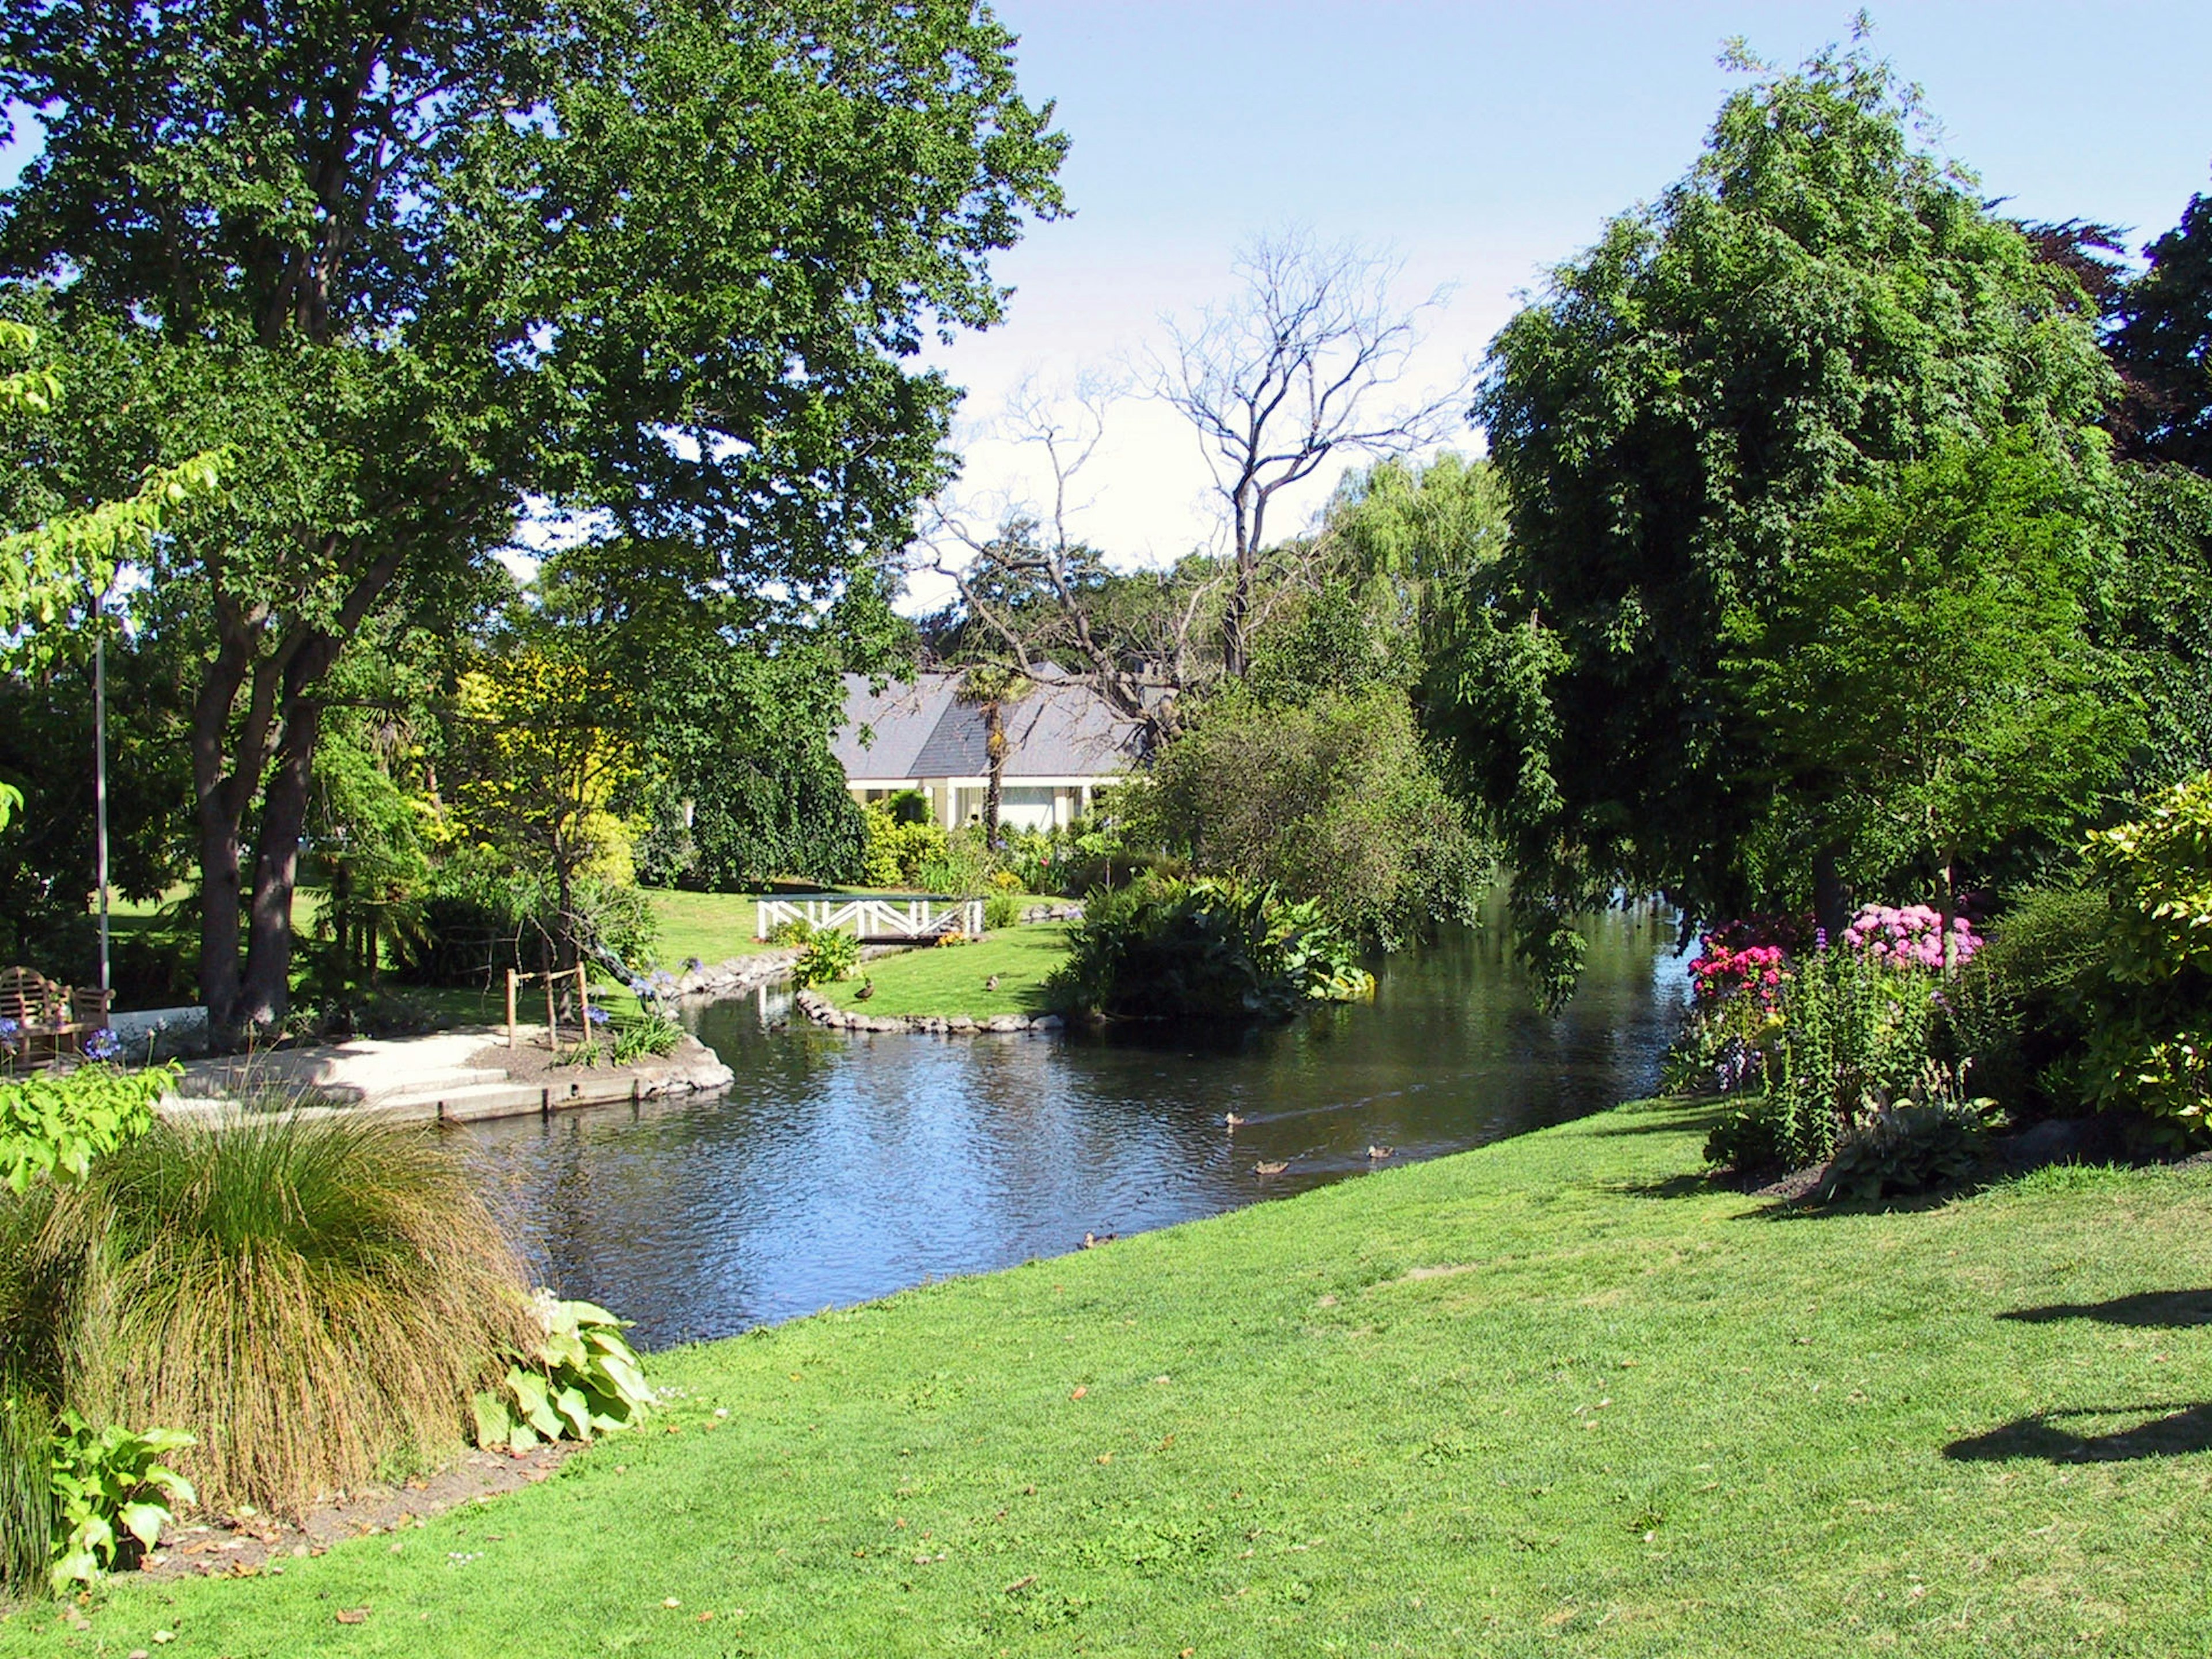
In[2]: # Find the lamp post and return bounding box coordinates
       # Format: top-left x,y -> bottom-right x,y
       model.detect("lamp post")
93,588 -> 111,999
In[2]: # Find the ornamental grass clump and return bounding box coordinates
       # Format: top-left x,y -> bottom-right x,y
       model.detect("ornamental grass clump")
23,1113 -> 535,1518
0,1391 -> 51,1605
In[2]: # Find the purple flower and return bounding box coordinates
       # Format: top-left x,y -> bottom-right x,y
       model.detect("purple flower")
82,1027 -> 122,1062
586,1006 -> 611,1027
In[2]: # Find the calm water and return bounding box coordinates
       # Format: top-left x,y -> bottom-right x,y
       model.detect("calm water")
463,904 -> 1688,1349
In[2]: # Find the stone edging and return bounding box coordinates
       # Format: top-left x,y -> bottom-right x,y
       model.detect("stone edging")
793,987 -> 1065,1036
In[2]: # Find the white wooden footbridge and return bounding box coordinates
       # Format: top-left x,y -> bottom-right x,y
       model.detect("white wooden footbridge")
755,895 -> 984,943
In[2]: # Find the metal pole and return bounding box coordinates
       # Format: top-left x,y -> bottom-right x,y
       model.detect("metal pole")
93,608 -> 111,999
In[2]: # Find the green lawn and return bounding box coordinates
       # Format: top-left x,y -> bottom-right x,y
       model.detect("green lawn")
818,922 -> 1070,1018
642,889 -> 788,971
16,1097 -> 2212,1654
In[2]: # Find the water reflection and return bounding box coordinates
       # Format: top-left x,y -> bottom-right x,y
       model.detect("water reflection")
463,902 -> 1688,1348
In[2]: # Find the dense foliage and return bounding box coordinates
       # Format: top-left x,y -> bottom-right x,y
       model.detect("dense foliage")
1449,42 -> 2118,1000
1047,877 -> 1372,1021
1132,685 -> 1484,948
2077,772 -> 2212,1136
471,1294 -> 652,1454
0,1065 -> 173,1194
0,0 -> 1064,1037
2,1115 -> 537,1516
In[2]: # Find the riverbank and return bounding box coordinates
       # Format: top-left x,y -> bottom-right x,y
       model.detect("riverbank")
21,1093 -> 2212,1655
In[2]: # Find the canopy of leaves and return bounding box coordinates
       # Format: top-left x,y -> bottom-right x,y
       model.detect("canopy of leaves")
1724,429 -> 2140,901
2112,185 -> 2212,474
1448,41 -> 2116,999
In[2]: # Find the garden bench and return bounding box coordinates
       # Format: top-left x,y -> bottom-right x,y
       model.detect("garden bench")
0,966 -> 105,1064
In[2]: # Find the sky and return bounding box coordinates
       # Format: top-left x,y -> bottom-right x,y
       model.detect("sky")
5,3 -> 2209,593
918,0 -> 2212,585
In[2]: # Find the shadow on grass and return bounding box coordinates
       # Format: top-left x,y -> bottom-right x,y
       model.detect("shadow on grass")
1945,1403 -> 2212,1464
1610,1171 -> 1737,1200
1999,1290 -> 2212,1329
1584,1101 -> 1729,1139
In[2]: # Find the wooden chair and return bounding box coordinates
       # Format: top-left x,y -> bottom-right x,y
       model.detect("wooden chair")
69,987 -> 112,1057
0,967 -> 52,1065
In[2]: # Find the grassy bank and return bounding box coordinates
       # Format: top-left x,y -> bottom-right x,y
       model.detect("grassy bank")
12,1099 -> 2212,1654
817,923 -> 1070,1019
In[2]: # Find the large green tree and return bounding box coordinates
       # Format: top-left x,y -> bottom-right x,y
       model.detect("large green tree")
0,0 -> 1063,1037
1445,40 -> 2116,998
1724,430 -> 2141,959
2112,182 -> 2212,475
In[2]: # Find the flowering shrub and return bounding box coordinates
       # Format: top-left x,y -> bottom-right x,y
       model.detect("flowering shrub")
1842,903 -> 1983,970
1689,939 -> 1788,1005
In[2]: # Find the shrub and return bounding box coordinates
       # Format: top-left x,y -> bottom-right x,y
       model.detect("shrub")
397,845 -> 657,986
2078,771 -> 2212,1139
763,916 -> 816,947
609,1013 -> 683,1065
1817,1062 -> 1997,1203
1130,686 -> 1487,948
791,929 -> 862,988
1047,876 -> 1373,1021
1705,940 -> 1945,1174
983,892 -> 1023,931
1,1065 -> 175,1194
470,1294 -> 652,1452
15,1113 -> 534,1516
1945,884 -> 2108,1113
46,1413 -> 194,1592
861,806 -> 949,889
0,1392 -> 50,1604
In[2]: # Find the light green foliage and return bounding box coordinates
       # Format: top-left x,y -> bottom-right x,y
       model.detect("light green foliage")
1133,687 -> 1485,949
1048,877 -> 1373,1020
0,322 -> 228,681
2080,772 -> 2212,1132
862,806 -> 952,889
984,891 -> 1024,931
31,1101 -> 2212,1653
791,929 -> 863,989
1453,40 -> 2117,999
45,1413 -> 193,1593
0,1065 -> 176,1194
471,1294 -> 650,1455
763,918 -> 817,948
1726,430 -> 2139,910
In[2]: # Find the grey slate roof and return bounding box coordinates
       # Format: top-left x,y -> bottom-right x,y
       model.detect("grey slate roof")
832,672 -> 1142,782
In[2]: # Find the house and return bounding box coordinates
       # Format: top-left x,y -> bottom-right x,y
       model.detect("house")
830,671 -> 1143,833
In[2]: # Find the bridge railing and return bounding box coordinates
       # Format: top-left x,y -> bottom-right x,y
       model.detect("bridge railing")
756,896 -> 985,943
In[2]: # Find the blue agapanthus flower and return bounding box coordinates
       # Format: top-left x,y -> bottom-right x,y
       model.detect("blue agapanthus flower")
628,977 -> 651,997
0,1017 -> 18,1040
82,1027 -> 123,1062
586,1006 -> 611,1027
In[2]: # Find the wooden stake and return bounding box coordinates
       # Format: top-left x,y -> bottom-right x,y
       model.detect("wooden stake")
575,963 -> 592,1045
545,973 -> 560,1054
506,968 -> 518,1049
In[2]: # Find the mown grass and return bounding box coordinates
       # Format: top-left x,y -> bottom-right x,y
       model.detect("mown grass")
817,923 -> 1070,1018
10,1098 -> 2212,1653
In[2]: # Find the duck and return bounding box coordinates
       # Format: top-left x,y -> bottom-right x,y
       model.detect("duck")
853,978 -> 876,1002
984,974 -> 1001,991
1081,1230 -> 1118,1249
1222,1112 -> 1246,1130
1366,1145 -> 1395,1160
1253,1159 -> 1289,1177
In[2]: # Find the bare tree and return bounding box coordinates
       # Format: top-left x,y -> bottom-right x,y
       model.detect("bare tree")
1158,230 -> 1465,677
922,377 -> 1219,747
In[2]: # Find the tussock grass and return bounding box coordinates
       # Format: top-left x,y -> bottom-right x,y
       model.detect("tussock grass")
0,1392 -> 50,1605
22,1114 -> 533,1518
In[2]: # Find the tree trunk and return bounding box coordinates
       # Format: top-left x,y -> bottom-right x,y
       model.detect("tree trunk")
191,639 -> 253,1034
237,692 -> 324,1028
1813,844 -> 1851,944
1937,851 -> 1959,976
1222,489 -> 1255,678
983,699 -> 1006,843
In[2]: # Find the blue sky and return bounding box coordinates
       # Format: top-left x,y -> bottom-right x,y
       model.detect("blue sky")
7,4 -> 2209,573
923,1 -> 2212,570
